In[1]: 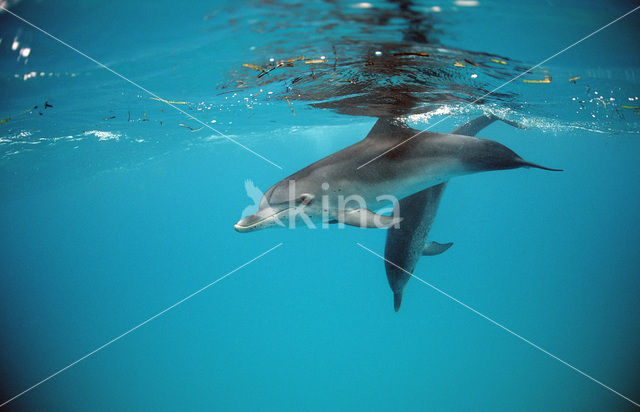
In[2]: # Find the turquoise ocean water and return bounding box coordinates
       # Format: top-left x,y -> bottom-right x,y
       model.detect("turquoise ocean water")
1,1 -> 639,410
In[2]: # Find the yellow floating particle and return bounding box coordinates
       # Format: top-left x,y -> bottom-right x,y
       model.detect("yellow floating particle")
491,58 -> 507,65
304,59 -> 328,64
286,56 -> 305,63
523,76 -> 552,84
392,52 -> 430,57
568,76 -> 581,82
621,105 -> 640,115
285,96 -> 296,116
151,97 -> 188,104
454,61 -> 465,67
242,63 -> 263,71
0,117 -> 10,124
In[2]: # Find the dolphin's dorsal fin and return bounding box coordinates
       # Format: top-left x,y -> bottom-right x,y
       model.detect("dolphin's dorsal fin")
451,114 -> 497,137
422,241 -> 453,256
451,114 -> 528,137
364,118 -> 413,141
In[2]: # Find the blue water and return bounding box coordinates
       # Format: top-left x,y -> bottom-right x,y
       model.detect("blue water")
1,1 -> 639,411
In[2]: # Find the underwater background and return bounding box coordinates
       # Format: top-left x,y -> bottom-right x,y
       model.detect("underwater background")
1,0 -> 639,410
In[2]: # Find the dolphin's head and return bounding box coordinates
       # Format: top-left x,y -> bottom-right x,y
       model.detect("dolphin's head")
234,178 -> 322,233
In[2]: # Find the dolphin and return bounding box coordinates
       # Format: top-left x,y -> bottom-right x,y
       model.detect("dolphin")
234,117 -> 561,232
384,114 -> 526,311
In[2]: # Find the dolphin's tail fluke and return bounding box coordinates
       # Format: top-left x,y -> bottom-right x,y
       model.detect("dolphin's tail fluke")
518,158 -> 563,172
393,292 -> 403,312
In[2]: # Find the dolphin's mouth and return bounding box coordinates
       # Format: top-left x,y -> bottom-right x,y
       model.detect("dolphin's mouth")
234,207 -> 291,233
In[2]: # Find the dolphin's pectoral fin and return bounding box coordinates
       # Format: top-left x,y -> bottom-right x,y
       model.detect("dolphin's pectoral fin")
340,208 -> 402,228
422,241 -> 453,256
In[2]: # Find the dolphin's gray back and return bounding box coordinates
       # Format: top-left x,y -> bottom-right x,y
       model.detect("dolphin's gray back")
280,115 -> 534,206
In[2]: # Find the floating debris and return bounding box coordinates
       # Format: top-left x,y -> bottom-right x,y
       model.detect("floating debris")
216,89 -> 245,96
257,64 -> 283,78
285,96 -> 295,116
179,123 -> 204,132
242,63 -> 263,71
244,56 -> 308,79
393,52 -> 430,57
463,58 -> 478,67
103,116 -> 116,120
454,61 -> 465,67
150,97 -> 187,104
569,76 -> 580,83
523,75 -> 552,84
0,101 -> 55,125
490,58 -> 507,65
305,59 -> 328,64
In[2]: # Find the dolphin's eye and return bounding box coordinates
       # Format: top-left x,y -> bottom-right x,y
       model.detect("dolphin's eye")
298,194 -> 314,206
